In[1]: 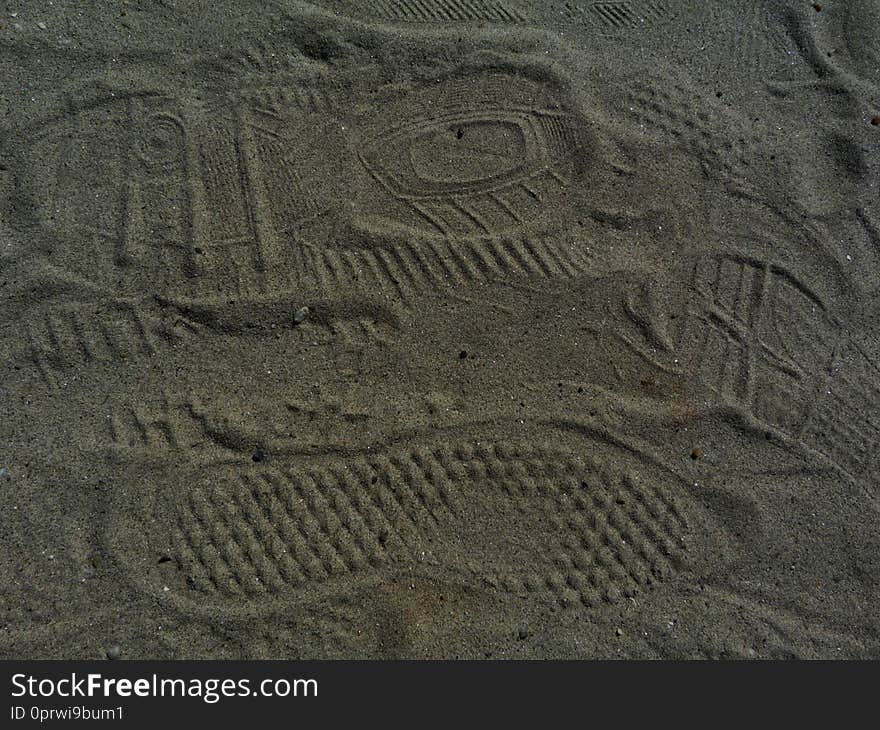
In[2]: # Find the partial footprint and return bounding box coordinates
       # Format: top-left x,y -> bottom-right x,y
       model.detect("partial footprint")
676,253 -> 880,493
103,434 -> 743,620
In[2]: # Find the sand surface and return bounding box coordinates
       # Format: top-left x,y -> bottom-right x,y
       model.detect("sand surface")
1,0 -> 879,659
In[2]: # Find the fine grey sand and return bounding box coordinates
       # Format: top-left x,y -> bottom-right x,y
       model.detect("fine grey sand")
1,0 -> 878,659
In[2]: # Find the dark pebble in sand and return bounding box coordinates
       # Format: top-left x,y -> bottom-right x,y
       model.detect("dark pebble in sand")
458,350 -> 468,360
872,116 -> 880,126
293,306 -> 310,325
106,645 -> 121,660
691,447 -> 703,460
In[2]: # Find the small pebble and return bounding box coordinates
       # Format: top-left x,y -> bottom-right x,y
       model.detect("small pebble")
615,628 -> 623,637
106,645 -> 121,660
37,21 -> 47,30
293,306 -> 309,324
690,447 -> 703,460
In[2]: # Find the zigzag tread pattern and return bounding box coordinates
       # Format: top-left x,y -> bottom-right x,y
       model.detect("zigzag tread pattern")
370,0 -> 526,23
563,1 -> 672,28
299,235 -> 592,302
24,303 -> 184,387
